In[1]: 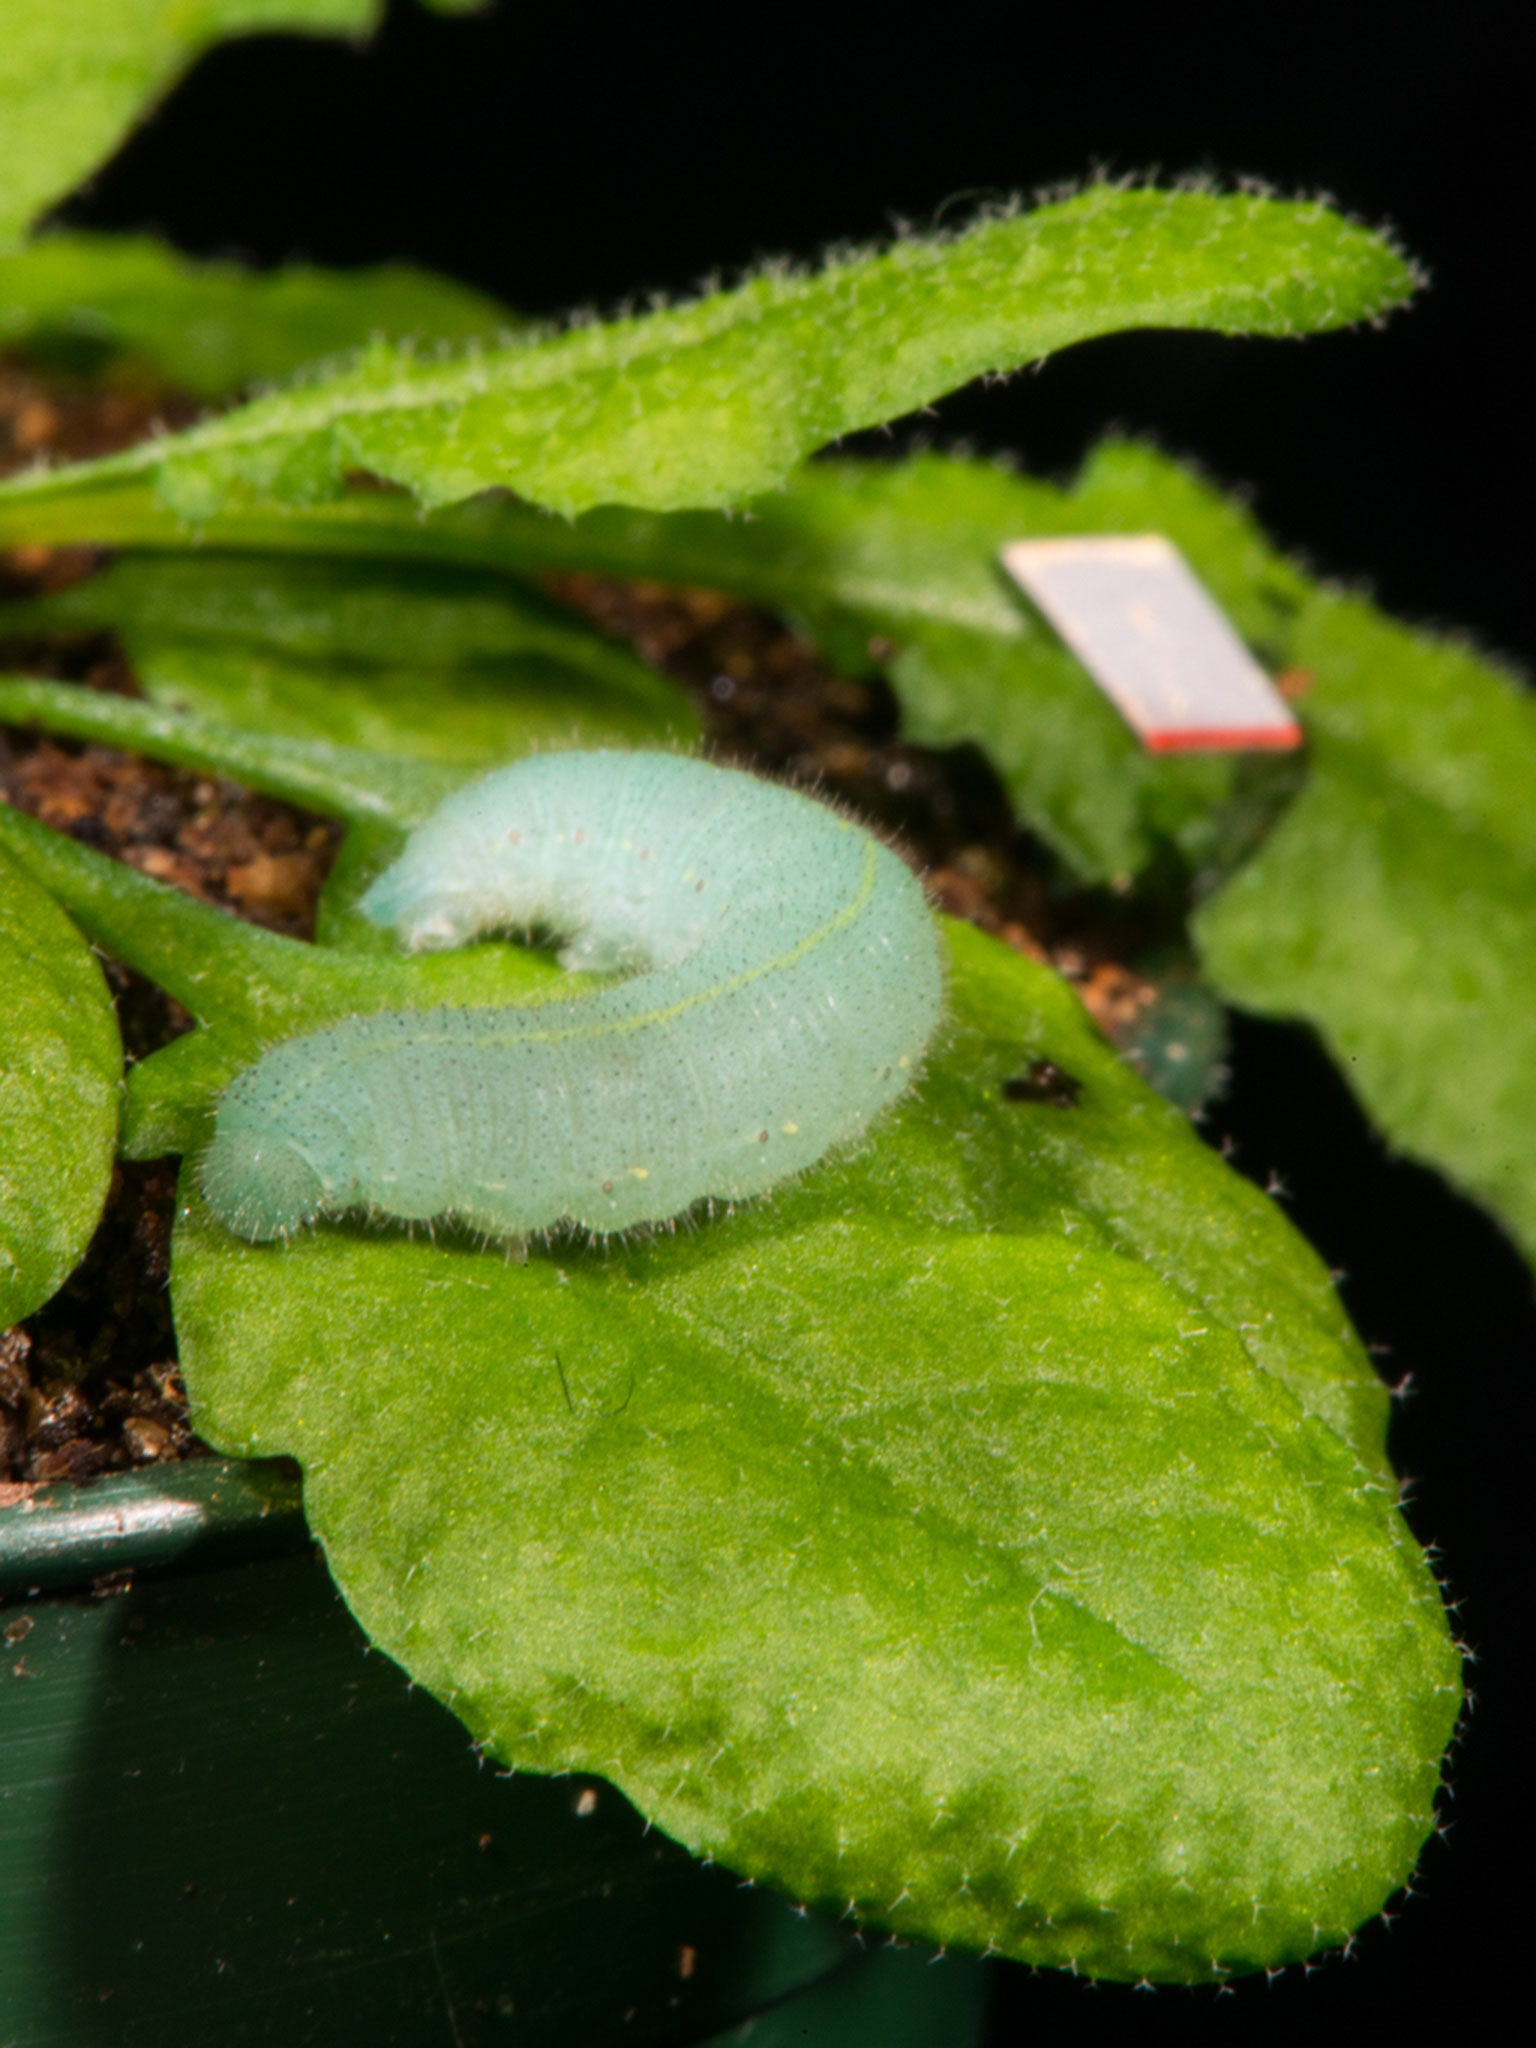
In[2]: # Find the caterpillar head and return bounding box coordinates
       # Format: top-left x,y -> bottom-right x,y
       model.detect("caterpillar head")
201,1119 -> 327,1242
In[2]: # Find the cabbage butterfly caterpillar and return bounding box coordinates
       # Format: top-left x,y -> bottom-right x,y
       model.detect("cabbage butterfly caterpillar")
202,751 -> 943,1242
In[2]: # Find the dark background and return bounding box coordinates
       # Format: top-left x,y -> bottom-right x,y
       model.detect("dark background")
56,0 -> 1531,2037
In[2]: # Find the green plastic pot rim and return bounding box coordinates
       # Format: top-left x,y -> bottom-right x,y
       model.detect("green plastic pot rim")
0,1455 -> 307,1599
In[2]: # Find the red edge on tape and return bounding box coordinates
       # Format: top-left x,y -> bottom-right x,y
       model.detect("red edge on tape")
1143,722 -> 1305,755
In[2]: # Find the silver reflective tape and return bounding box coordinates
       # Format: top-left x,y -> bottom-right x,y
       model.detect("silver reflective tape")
999,534 -> 1303,753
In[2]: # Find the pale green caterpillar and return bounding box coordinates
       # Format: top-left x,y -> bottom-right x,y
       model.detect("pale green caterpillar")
202,751 -> 944,1242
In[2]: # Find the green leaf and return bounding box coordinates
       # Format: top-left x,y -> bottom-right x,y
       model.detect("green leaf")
0,233 -> 519,396
0,450 -> 1302,883
0,670 -> 455,827
0,781 -> 1457,1978
1193,591 -> 1536,1265
0,187 -> 1416,518
302,451 -> 1301,883
995,437 -> 1536,1267
0,841 -> 120,1323
0,426 -> 1319,886
168,923 -> 1453,1982
0,2 -> 384,249
3,551 -> 698,773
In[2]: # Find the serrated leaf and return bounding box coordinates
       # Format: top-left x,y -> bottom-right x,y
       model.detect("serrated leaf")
0,842 -> 120,1323
0,187 -> 1415,519
0,2 -> 384,248
0,233 -> 519,395
0,772 -> 1456,1978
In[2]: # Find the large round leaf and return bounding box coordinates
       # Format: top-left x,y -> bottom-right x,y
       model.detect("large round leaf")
170,922 -> 1458,1982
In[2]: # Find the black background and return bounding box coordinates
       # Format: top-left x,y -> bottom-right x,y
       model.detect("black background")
56,1 -> 1531,2038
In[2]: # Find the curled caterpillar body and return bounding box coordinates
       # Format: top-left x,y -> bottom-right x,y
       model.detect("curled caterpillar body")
202,751 -> 944,1243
